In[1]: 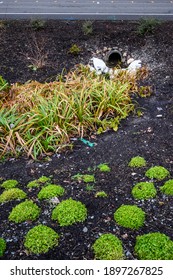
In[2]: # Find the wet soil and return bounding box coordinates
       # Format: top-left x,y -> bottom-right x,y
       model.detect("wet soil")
0,20 -> 173,260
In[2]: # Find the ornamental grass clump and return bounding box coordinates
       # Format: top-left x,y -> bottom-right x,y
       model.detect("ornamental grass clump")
52,198 -> 87,226
9,200 -> 40,223
24,225 -> 59,254
92,233 -> 124,260
128,156 -> 146,168
0,238 -> 6,257
132,182 -> 157,200
160,180 -> 173,196
114,205 -> 145,229
1,179 -> 18,189
145,166 -> 170,180
135,232 -> 173,260
37,184 -> 65,200
0,64 -> 150,159
0,188 -> 27,203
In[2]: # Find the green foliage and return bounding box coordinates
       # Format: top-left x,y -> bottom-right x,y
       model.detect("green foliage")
135,232 -> 173,260
82,21 -> 93,35
92,233 -> 124,260
95,191 -> 108,198
145,166 -> 170,180
9,200 -> 40,223
37,184 -> 65,200
97,163 -> 111,172
1,179 -> 18,189
30,19 -> 45,31
27,176 -> 51,188
85,184 -> 95,191
114,205 -> 145,229
0,188 -> 27,203
132,182 -> 157,200
72,173 -> 95,183
68,44 -> 81,55
160,179 -> 173,195
0,75 -> 9,92
128,156 -> 146,168
24,225 -> 59,254
137,18 -> 160,36
52,198 -> 87,226
0,238 -> 6,257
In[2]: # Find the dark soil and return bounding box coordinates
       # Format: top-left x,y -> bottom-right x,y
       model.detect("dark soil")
0,20 -> 173,260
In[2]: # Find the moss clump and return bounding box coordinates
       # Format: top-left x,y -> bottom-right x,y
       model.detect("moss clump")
135,232 -> 173,260
92,233 -> 124,260
145,166 -> 170,180
9,200 -> 40,223
0,238 -> 6,257
95,191 -> 108,198
37,184 -> 65,200
24,225 -> 59,254
0,188 -> 27,203
132,182 -> 157,200
160,180 -> 173,196
27,176 -> 51,188
114,205 -> 145,229
72,173 -> 95,183
128,156 -> 146,168
52,198 -> 87,226
1,179 -> 18,189
98,163 -> 111,172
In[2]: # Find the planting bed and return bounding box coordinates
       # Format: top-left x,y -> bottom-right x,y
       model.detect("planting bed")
0,20 -> 173,260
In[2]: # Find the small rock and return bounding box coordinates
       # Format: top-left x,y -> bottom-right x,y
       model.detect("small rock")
127,58 -> 134,65
83,227 -> 88,233
123,52 -> 127,57
156,114 -> 163,118
103,46 -> 108,52
122,233 -> 128,239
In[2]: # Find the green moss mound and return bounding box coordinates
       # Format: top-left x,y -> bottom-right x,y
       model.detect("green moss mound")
72,173 -> 95,183
132,182 -> 157,200
135,232 -> 173,260
92,233 -> 124,260
27,176 -> 51,188
145,166 -> 170,180
1,179 -> 18,189
0,188 -> 27,203
128,156 -> 146,168
24,225 -> 59,254
0,238 -> 6,257
9,200 -> 40,223
160,180 -> 173,196
37,184 -> 65,200
52,198 -> 87,226
95,191 -> 108,198
98,163 -> 111,172
114,205 -> 145,229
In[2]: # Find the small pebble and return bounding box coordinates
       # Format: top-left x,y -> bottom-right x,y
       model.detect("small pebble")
83,227 -> 88,233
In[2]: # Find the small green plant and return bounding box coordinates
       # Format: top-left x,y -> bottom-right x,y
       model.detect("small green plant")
145,166 -> 170,180
95,191 -> 108,198
27,176 -> 51,188
30,19 -> 45,31
1,179 -> 18,189
68,44 -> 81,55
128,156 -> 146,168
9,200 -> 40,223
85,184 -> 95,191
160,179 -> 173,195
0,238 -> 6,257
114,205 -> 145,229
135,232 -> 173,260
83,174 -> 95,183
37,184 -> 65,200
24,225 -> 59,254
72,173 -> 95,183
137,18 -> 160,36
0,188 -> 27,203
97,163 -> 111,172
82,21 -> 93,35
0,75 -> 9,92
132,182 -> 157,200
92,233 -> 124,260
52,198 -> 87,226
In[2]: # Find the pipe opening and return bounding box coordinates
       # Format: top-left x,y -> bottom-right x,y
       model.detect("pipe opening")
105,50 -> 122,68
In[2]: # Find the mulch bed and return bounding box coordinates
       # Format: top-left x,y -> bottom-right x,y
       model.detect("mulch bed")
0,19 -> 173,260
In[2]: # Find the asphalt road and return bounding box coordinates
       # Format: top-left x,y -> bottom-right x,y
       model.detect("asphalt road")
0,0 -> 173,20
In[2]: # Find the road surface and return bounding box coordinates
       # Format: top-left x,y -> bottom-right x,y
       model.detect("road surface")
0,0 -> 173,20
